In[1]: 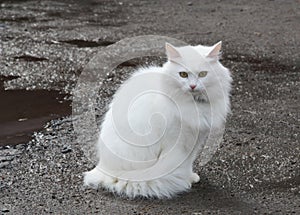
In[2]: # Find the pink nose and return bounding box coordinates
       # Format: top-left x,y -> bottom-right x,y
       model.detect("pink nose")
190,84 -> 196,90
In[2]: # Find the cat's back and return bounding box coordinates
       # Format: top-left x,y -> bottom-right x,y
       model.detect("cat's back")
112,65 -> 166,107
103,65 -> 175,136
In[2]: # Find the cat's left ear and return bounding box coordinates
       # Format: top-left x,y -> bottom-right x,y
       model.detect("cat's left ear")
206,41 -> 222,59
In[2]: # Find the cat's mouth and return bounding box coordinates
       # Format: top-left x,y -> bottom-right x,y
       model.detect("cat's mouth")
189,88 -> 205,94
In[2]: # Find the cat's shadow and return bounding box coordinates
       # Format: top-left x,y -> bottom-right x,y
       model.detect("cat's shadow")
92,176 -> 256,213
159,180 -> 253,213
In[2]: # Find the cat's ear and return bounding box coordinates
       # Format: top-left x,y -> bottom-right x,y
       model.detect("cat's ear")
165,43 -> 181,61
206,41 -> 222,59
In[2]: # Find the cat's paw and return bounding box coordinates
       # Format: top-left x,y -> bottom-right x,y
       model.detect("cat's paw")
83,168 -> 104,189
190,173 -> 200,183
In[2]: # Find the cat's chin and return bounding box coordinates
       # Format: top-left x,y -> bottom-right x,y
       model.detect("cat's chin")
193,95 -> 208,103
189,91 -> 208,103
182,89 -> 208,103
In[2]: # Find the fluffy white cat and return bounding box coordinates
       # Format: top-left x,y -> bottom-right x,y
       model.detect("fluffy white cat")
84,41 -> 232,198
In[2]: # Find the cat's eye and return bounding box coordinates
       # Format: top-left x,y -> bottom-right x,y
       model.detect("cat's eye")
179,72 -> 188,78
198,71 -> 208,77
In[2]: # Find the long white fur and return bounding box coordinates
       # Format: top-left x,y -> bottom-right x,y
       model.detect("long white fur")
84,42 -> 232,198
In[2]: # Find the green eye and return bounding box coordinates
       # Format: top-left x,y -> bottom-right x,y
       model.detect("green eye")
198,71 -> 208,77
179,72 -> 188,78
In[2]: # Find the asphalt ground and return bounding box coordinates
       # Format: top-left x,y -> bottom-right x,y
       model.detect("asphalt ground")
0,0 -> 299,214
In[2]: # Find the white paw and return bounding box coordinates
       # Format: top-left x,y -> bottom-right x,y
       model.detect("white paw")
83,168 -> 105,189
190,173 -> 200,183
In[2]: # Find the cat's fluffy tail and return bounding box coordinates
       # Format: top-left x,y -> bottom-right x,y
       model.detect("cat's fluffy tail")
83,167 -> 196,199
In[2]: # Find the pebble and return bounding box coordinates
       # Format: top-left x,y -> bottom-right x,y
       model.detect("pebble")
0,161 -> 10,168
1,208 -> 10,213
61,146 -> 72,154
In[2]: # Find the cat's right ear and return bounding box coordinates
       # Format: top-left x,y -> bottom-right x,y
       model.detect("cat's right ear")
165,43 -> 181,61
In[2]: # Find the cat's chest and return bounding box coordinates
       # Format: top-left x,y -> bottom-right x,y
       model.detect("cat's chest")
169,101 -> 212,131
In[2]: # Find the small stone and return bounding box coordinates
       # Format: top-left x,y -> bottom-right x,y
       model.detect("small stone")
187,2 -> 193,6
254,32 -> 262,36
61,146 -> 72,154
0,161 -> 10,168
18,118 -> 28,122
2,208 -> 10,213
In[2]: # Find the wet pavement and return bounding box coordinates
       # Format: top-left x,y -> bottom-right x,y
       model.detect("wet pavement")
0,0 -> 299,214
0,76 -> 71,146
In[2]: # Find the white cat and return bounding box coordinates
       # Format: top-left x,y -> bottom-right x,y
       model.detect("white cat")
84,41 -> 232,198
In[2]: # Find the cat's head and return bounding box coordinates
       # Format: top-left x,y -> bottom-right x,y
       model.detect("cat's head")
163,42 -> 231,102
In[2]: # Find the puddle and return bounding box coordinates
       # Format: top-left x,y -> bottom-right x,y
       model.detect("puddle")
59,39 -> 115,48
0,16 -> 36,23
0,76 -> 71,146
14,54 -> 48,62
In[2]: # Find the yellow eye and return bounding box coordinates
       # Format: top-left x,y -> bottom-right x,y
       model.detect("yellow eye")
179,72 -> 188,78
198,71 -> 208,77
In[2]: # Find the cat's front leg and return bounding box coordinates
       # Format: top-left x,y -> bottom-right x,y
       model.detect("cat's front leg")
183,157 -> 200,184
